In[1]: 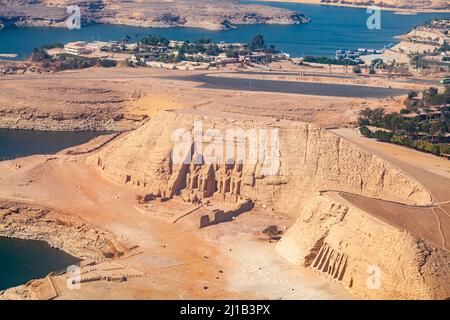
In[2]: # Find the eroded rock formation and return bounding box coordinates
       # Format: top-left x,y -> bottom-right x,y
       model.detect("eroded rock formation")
88,110 -> 430,217
0,201 -> 123,260
82,110 -> 450,298
83,110 -> 450,299
276,192 -> 450,299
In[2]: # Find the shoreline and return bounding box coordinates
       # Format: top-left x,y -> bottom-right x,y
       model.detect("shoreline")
249,0 -> 450,13
0,200 -> 123,261
0,199 -> 125,298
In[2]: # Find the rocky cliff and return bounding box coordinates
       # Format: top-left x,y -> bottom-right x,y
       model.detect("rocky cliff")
88,110 -> 431,215
84,110 -> 448,299
275,192 -> 450,299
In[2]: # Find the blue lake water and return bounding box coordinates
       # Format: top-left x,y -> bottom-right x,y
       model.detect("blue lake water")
0,129 -> 105,290
0,129 -> 111,161
0,237 -> 79,291
0,2 -> 448,59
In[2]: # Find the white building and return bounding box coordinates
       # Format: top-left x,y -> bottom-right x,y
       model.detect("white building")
64,42 -> 92,55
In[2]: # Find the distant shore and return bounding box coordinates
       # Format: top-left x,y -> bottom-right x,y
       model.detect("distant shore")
249,0 -> 450,13
0,54 -> 17,58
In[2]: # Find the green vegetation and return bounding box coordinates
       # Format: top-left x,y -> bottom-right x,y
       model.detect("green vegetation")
358,87 -> 450,156
437,40 -> 450,52
360,126 -> 450,156
248,34 -> 266,51
30,48 -> 51,62
302,56 -> 359,66
140,34 -> 170,47
176,41 -> 221,57
98,59 -> 117,68
132,34 -> 280,67
156,53 -> 183,64
352,65 -> 362,74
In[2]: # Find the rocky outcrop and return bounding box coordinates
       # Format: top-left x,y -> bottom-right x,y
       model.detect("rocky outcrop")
0,4 -> 70,29
0,75 -> 148,131
0,0 -> 310,30
0,107 -> 142,131
85,110 -> 448,299
88,110 -> 431,217
0,201 -> 123,260
275,193 -> 450,299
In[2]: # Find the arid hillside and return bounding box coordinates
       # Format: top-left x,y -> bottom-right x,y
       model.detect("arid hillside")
265,0 -> 450,11
0,107 -> 448,299
89,110 -> 431,216
276,192 -> 450,299
85,109 -> 448,299
0,0 -> 310,30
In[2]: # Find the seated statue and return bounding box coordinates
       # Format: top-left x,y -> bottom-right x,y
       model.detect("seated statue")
215,164 -> 232,194
186,162 -> 201,190
230,164 -> 243,195
199,164 -> 214,193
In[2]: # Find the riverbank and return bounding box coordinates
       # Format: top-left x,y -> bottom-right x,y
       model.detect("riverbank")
251,0 -> 450,13
0,200 -> 123,261
0,236 -> 79,292
3,7 -> 448,60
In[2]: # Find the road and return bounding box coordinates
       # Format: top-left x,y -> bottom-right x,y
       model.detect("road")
163,73 -> 409,98
0,69 -> 421,98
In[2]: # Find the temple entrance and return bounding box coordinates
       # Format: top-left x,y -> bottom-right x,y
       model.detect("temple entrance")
181,155 -> 244,205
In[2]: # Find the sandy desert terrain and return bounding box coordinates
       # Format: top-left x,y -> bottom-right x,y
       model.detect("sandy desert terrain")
0,103 -> 449,299
0,47 -> 448,300
0,65 -> 430,131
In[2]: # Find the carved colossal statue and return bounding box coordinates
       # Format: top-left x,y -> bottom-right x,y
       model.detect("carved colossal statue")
186,161 -> 201,190
231,164 -> 243,195
215,164 -> 232,194
199,164 -> 214,193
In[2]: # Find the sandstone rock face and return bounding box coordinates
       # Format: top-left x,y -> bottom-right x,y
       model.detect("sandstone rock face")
0,77 -> 147,131
89,110 -> 430,216
87,110 -> 446,299
275,193 -> 450,299
0,201 -> 123,260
